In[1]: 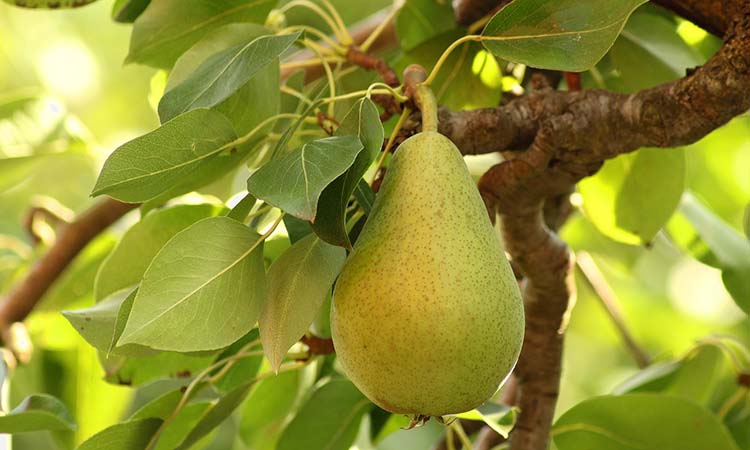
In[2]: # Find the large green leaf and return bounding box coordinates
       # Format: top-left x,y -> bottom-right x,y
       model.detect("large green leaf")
553,394 -> 740,450
395,0 -> 456,51
607,9 -> 701,92
102,351 -> 215,386
76,418 -> 162,450
2,0 -> 98,8
158,32 -> 299,123
454,403 -> 517,438
312,98 -> 384,247
0,394 -> 76,433
679,193 -> 750,314
175,380 -> 256,449
277,379 -> 371,450
239,370 -> 300,450
166,23 -> 281,137
111,0 -> 150,22
259,234 -> 346,370
247,136 -> 365,221
126,0 -> 276,68
482,0 -> 648,71
92,109 -> 238,203
117,217 -> 266,351
578,147 -> 685,245
0,95 -> 67,157
94,204 -> 222,300
63,289 -> 138,355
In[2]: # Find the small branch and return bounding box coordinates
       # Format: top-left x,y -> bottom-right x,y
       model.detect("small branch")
0,198 -> 137,340
576,251 -> 651,369
281,8 -> 397,82
22,200 -> 74,245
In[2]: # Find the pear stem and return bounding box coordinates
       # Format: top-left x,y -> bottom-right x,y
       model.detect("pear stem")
404,64 -> 439,134
414,84 -> 439,133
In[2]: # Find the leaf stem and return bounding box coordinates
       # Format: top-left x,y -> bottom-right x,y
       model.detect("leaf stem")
277,25 -> 347,54
360,6 -> 399,52
278,0 -> 348,44
423,35 -> 483,87
717,387 -> 748,420
280,56 -> 346,71
144,340 -> 263,450
280,85 -> 313,105
366,82 -> 408,103
414,85 -> 438,133
451,420 -> 473,449
319,0 -> 353,45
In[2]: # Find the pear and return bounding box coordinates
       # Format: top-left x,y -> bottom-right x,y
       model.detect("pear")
331,130 -> 524,417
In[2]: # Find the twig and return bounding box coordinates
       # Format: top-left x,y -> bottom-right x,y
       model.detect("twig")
576,251 -> 651,368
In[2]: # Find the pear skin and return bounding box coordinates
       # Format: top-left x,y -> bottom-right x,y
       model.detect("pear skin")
331,131 -> 524,417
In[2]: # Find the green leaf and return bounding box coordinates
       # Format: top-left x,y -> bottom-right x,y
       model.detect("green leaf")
482,0 -> 648,72
578,147 -> 685,245
118,217 -> 266,352
76,418 -> 162,450
211,329 -> 263,393
130,389 -> 185,420
611,361 -> 682,394
277,379 -> 371,450
102,352 -> 214,386
247,136 -> 365,221
283,215 -> 313,244
92,109 -> 238,203
227,194 -> 257,222
0,156 -> 46,193
95,204 -> 222,300
312,98 -> 384,248
553,394 -> 740,450
607,10 -> 701,92
164,23 -> 282,138
126,0 -> 276,68
393,30 -> 501,110
239,370 -> 300,449
112,0 -> 150,22
151,403 -> 211,450
63,288 -> 137,355
175,380 -> 256,449
454,402 -> 517,438
259,234 -> 346,370
158,32 -> 299,123
0,394 -> 76,433
2,0 -> 98,8
353,179 -> 375,215
395,0 -> 456,51
680,193 -> 750,313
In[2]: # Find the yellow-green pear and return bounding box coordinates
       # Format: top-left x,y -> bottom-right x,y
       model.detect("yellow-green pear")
331,129 -> 524,417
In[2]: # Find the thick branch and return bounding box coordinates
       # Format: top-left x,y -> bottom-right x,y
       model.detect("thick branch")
438,4 -> 750,165
0,198 -> 136,337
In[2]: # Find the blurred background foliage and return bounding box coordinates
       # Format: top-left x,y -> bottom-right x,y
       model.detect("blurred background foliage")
0,1 -> 748,449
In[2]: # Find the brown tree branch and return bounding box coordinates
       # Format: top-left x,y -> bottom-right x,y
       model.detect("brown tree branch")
438,5 -> 750,450
0,198 -> 137,341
